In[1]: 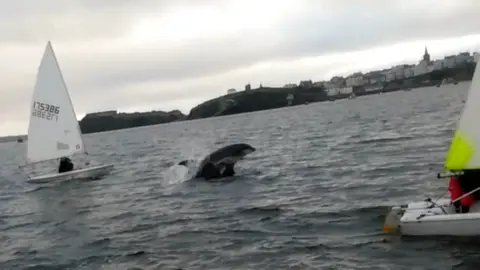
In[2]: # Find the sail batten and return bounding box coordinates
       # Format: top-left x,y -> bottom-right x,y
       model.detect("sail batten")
26,41 -> 85,164
444,59 -> 480,171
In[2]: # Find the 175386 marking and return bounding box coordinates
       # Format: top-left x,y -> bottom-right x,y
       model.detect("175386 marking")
32,101 -> 60,121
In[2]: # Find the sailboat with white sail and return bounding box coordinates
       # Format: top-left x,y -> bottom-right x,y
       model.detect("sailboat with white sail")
22,41 -> 114,184
383,58 -> 480,236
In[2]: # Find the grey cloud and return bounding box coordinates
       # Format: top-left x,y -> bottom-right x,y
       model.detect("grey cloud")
1,0 -> 480,135
0,0 -> 172,43
67,0 -> 480,93
0,89 -> 31,123
277,1 -> 480,57
79,38 -> 282,87
0,0 -> 228,43
40,0 -> 480,117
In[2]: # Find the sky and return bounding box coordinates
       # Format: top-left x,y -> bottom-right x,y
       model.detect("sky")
1,0 -> 480,136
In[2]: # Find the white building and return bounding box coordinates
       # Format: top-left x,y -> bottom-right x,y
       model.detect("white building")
346,73 -> 367,87
345,76 -> 354,87
385,71 -> 396,82
338,87 -> 353,94
323,82 -> 336,89
413,61 -> 429,76
364,85 -> 382,92
443,56 -> 456,68
474,52 -> 480,62
366,72 -> 386,84
324,88 -> 338,96
404,67 -> 414,78
286,94 -> 294,105
283,83 -> 297,88
392,65 -> 405,79
330,76 -> 346,88
433,59 -> 444,70
323,87 -> 352,96
455,52 -> 471,64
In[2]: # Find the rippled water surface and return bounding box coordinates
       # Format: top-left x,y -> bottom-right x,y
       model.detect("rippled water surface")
1,83 -> 478,269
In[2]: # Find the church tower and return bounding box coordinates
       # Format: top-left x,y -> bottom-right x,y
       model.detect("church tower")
423,46 -> 431,63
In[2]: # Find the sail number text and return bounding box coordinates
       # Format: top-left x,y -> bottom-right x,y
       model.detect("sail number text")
32,101 -> 60,122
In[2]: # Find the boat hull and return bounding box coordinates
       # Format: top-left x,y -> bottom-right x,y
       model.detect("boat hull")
383,199 -> 480,236
26,164 -> 114,184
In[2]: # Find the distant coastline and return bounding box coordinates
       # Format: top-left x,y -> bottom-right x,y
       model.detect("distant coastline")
187,61 -> 475,120
1,49 -> 477,141
78,110 -> 186,134
2,110 -> 187,142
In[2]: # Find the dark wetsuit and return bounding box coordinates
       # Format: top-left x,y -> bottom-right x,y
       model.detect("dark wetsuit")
58,157 -> 74,173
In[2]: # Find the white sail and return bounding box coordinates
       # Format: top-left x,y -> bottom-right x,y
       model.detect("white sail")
26,41 -> 85,163
445,59 -> 480,170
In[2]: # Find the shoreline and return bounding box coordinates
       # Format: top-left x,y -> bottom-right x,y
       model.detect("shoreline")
2,62 -> 475,141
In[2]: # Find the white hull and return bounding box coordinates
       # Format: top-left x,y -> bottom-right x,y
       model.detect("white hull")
26,164 -> 114,184
384,198 -> 480,236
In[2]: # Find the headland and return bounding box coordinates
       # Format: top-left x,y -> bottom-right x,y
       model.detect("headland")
1,48 -> 477,140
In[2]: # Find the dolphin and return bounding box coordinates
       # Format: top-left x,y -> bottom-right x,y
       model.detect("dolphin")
178,143 -> 256,180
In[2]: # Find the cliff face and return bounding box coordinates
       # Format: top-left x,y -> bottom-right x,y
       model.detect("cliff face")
79,110 -> 186,134
187,86 -> 328,119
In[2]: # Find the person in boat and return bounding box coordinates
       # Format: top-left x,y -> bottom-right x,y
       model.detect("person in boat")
448,170 -> 480,213
58,157 -> 74,173
449,176 -> 473,213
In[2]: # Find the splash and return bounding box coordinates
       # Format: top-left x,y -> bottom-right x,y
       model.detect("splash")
162,164 -> 192,185
161,134 -> 238,185
162,149 -> 207,185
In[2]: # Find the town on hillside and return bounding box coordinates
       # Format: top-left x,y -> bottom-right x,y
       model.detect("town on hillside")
2,47 -> 478,141
226,47 -> 478,97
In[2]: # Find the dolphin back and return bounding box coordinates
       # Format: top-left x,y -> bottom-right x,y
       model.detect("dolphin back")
177,143 -> 256,179
196,143 -> 255,176
207,143 -> 256,162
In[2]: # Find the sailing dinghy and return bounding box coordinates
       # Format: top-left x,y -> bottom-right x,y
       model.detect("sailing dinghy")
22,41 -> 114,184
383,58 -> 480,236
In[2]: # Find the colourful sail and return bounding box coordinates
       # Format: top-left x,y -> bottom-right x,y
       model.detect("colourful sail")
444,59 -> 480,171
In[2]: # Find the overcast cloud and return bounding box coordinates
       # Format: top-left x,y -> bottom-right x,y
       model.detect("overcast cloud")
1,0 -> 480,135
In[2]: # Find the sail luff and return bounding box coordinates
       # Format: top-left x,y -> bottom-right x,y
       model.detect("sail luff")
444,59 -> 480,171
47,41 -> 86,152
